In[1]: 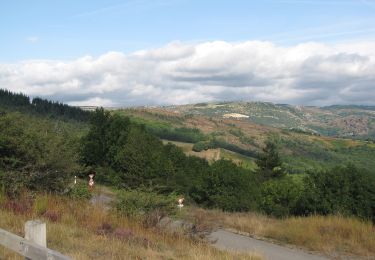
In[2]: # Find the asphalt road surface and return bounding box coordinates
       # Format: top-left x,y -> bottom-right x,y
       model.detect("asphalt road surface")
207,229 -> 329,260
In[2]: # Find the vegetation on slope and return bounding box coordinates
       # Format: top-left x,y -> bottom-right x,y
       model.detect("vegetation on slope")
80,108 -> 260,212
163,101 -> 375,139
78,109 -> 375,222
1,90 -> 375,258
0,111 -> 86,196
118,107 -> 375,173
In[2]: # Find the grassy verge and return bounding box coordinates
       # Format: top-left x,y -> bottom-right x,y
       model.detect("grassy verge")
0,193 -> 261,260
184,208 -> 375,258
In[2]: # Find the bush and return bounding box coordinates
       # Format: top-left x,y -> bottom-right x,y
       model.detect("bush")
116,189 -> 178,217
0,112 -> 81,195
297,165 -> 375,221
194,159 -> 260,212
260,176 -> 303,217
69,183 -> 92,199
0,171 -> 27,198
93,167 -> 122,186
192,141 -> 214,152
296,164 -> 375,221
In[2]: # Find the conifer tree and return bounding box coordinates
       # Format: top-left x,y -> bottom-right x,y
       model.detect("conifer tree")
256,139 -> 284,178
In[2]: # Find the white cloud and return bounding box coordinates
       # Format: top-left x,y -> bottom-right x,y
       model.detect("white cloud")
1,40 -> 375,106
68,97 -> 116,107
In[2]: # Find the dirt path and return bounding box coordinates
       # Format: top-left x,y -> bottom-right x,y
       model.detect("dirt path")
207,229 -> 329,260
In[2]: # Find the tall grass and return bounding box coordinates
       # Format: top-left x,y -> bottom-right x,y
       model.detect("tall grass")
267,215 -> 374,256
0,193 -> 261,260
185,208 -> 375,258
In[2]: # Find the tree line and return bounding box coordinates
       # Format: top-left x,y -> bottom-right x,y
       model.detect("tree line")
0,88 -> 90,122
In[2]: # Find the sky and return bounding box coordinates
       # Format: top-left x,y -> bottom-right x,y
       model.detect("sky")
1,0 -> 375,106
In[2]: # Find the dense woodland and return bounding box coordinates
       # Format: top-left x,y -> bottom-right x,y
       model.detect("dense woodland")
0,89 -> 374,222
0,89 -> 90,122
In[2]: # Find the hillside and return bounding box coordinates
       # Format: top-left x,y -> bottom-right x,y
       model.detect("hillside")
113,105 -> 375,173
160,102 -> 375,139
1,91 -> 375,259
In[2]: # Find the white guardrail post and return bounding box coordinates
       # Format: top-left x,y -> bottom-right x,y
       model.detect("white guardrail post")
25,220 -> 47,260
0,220 -> 71,260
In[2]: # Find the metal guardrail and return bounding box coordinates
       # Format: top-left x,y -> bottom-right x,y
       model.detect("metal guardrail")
0,221 -> 71,260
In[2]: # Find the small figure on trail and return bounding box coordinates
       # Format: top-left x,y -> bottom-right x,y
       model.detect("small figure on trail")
74,175 -> 77,185
88,172 -> 95,191
177,198 -> 184,210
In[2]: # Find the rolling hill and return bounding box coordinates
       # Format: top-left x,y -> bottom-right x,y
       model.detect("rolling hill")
112,101 -> 375,173
161,102 -> 375,139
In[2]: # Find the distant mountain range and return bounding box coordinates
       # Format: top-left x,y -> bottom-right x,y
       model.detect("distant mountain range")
160,102 -> 375,139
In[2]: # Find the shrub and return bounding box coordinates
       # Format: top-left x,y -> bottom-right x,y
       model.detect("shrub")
260,176 -> 303,217
0,171 -> 27,198
69,183 -> 92,199
297,164 -> 375,221
116,189 -> 178,217
0,112 -> 80,195
194,159 -> 260,212
192,141 -> 214,152
93,167 -> 122,186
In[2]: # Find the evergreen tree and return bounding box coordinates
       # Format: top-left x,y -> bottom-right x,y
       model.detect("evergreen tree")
80,108 -> 110,166
256,139 -> 284,179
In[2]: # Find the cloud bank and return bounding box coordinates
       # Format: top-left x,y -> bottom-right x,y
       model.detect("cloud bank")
1,40 -> 375,106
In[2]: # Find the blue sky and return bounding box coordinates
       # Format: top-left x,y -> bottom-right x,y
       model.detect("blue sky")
1,0 -> 375,61
1,0 -> 375,106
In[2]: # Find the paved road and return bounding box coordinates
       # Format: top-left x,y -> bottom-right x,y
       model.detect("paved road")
207,229 -> 329,260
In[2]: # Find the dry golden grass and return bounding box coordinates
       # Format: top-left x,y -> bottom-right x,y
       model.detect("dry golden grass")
0,194 -> 262,260
184,208 -> 375,258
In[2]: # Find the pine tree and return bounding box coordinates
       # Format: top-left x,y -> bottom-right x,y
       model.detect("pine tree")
256,139 -> 284,179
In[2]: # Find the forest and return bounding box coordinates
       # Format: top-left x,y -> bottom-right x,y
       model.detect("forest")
0,89 -> 374,222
